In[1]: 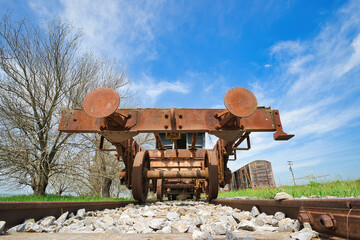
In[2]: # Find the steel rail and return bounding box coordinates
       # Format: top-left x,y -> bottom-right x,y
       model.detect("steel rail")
0,201 -> 141,230
212,198 -> 360,240
0,198 -> 359,239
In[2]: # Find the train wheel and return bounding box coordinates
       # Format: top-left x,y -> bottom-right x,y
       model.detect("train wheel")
156,179 -> 163,201
131,150 -> 150,203
205,150 -> 219,201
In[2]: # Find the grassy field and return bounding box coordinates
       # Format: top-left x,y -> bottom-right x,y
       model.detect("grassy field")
218,179 -> 360,199
0,194 -> 133,202
1,179 -> 359,201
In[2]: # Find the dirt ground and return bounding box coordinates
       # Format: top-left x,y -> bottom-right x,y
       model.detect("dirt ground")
0,231 -> 297,240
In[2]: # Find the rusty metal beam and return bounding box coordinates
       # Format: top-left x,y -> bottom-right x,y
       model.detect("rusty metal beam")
190,132 -> 198,150
59,108 -> 278,133
233,132 -> 251,150
146,169 -> 208,179
0,201 -> 143,230
212,198 -> 360,240
148,149 -> 206,159
163,183 -> 195,189
154,133 -> 164,150
150,160 -> 202,168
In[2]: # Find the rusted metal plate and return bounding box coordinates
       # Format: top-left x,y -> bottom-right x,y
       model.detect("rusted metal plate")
213,199 -> 360,240
58,110 -> 104,132
83,88 -> 120,118
148,149 -> 206,159
59,108 -> 277,134
299,199 -> 360,239
146,169 -> 208,179
150,160 -> 202,168
224,87 -> 258,118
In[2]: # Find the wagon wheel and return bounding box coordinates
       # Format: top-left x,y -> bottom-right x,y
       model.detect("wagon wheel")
205,150 -> 219,201
126,139 -> 138,189
194,179 -> 202,200
216,141 -> 224,183
131,150 -> 150,202
156,179 -> 163,201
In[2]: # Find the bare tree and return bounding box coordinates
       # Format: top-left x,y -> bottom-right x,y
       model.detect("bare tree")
0,14 -> 128,195
57,133 -> 155,198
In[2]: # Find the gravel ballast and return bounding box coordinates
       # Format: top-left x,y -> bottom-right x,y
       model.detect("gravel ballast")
6,201 -> 318,239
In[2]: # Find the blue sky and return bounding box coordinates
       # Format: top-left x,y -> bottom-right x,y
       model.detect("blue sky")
1,0 -> 360,186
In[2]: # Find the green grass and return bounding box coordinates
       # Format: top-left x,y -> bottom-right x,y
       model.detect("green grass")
0,194 -> 133,202
2,179 -> 359,201
218,179 -> 360,199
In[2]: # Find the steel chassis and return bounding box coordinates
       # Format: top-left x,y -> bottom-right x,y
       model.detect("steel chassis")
58,87 -> 294,202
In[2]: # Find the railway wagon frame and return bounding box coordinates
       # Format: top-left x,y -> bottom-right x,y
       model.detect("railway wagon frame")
58,87 -> 293,202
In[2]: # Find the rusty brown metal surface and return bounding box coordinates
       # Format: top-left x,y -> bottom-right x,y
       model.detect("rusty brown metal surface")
148,149 -> 205,159
213,198 -> 360,240
156,179 -> 163,201
59,87 -> 294,202
147,169 -> 208,179
59,108 -> 279,136
205,150 -> 219,201
83,88 -> 120,118
132,151 -> 150,202
224,87 -> 258,118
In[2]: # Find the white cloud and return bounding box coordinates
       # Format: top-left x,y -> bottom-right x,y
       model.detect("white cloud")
264,64 -> 272,68
337,33 -> 360,77
29,0 -> 165,62
131,73 -> 191,106
238,1 -> 360,184
270,40 -> 304,56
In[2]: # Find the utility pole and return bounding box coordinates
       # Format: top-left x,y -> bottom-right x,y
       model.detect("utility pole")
287,161 -> 296,185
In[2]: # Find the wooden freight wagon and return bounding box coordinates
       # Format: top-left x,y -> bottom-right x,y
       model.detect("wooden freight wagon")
230,160 -> 276,190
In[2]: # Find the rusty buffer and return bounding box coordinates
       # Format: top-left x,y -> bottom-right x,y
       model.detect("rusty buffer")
58,87 -> 294,202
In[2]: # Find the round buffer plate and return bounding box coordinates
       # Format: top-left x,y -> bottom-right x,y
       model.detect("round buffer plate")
83,88 -> 120,118
224,87 -> 258,118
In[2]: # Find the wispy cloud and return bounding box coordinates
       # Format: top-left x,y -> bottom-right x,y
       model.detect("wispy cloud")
29,0 -> 165,62
131,73 -> 191,106
232,0 -> 360,180
262,0 -> 360,134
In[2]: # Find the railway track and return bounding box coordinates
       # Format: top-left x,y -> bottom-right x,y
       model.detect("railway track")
0,198 -> 359,239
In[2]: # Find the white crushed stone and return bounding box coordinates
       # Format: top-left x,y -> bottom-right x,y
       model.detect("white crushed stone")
6,200 -> 315,239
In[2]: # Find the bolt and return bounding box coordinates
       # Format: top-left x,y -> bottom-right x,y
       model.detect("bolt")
275,111 -> 278,115
319,214 -> 335,229
164,125 -> 168,129
179,125 -> 182,129
73,118 -> 77,122
298,212 -> 311,224
179,114 -> 183,119
127,113 -> 132,118
165,114 -> 168,119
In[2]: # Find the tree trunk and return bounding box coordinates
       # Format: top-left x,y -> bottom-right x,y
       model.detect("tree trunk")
33,176 -> 48,195
101,178 -> 112,198
32,164 -> 49,195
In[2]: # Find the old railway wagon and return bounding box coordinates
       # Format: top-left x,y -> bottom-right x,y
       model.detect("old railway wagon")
58,87 -> 293,202
230,160 -> 276,191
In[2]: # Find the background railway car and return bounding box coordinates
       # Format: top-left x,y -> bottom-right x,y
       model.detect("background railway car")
230,160 -> 276,190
